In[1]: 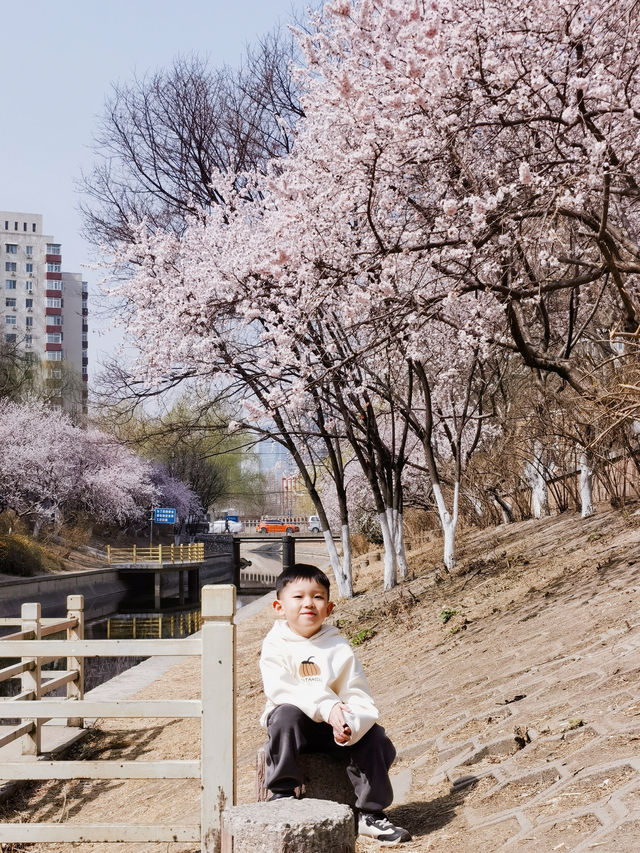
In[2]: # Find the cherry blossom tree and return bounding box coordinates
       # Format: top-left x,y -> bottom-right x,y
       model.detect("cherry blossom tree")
104,0 -> 640,588
0,401 -> 163,534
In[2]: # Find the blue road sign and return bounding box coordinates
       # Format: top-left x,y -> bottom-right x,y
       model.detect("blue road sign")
154,507 -> 177,524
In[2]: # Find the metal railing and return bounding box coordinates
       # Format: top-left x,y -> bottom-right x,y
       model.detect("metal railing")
0,585 -> 236,852
106,541 -> 205,565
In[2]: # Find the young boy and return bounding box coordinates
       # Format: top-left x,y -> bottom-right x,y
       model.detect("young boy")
259,563 -> 411,845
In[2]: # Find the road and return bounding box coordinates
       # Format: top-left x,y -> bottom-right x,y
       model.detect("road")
239,539 -> 332,577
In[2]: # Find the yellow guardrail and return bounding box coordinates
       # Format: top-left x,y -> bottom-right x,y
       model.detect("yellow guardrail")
105,542 -> 205,565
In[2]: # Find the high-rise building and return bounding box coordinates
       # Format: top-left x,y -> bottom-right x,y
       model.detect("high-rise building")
2,211 -> 88,414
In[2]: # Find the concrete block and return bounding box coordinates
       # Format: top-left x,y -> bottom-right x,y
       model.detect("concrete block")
222,798 -> 355,853
255,746 -> 357,808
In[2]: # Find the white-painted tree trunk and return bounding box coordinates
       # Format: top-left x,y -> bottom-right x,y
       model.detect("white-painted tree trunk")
526,441 -> 549,519
378,511 -> 397,590
579,448 -> 595,518
340,524 -> 353,594
33,517 -> 43,538
494,498 -> 514,525
323,529 -> 353,599
386,507 -> 409,581
432,481 -> 459,570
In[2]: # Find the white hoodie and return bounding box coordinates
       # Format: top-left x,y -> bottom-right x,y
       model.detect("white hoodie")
259,620 -> 379,745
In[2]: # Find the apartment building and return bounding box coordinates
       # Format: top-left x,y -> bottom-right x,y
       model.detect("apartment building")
2,211 -> 88,414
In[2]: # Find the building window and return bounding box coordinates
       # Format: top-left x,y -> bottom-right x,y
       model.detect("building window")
47,333 -> 62,344
14,222 -> 18,231
5,333 -> 17,343
23,222 -> 27,232
46,243 -> 61,254
5,244 -> 17,254
25,281 -> 33,292
46,297 -> 62,308
50,316 -> 63,326
82,332 -> 88,342
46,350 -> 63,361
46,263 -> 62,273
5,280 -> 16,290
5,262 -> 16,272
25,298 -> 33,309
25,246 -> 33,257
3,222 -> 7,230
26,263 -> 33,273
26,316 -> 33,328
5,315 -> 17,326
25,334 -> 32,345
5,298 -> 16,308
32,223 -> 36,233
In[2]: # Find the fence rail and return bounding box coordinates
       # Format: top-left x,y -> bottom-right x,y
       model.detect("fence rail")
0,585 -> 236,852
0,596 -> 84,754
106,542 -> 205,565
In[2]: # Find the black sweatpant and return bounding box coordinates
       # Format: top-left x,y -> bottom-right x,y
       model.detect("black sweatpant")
265,703 -> 396,812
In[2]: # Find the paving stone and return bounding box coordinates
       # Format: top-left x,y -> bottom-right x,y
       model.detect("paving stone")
527,764 -> 638,820
506,812 -> 602,851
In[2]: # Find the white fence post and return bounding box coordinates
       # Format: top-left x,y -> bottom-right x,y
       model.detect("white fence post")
20,602 -> 41,755
200,584 -> 236,853
66,594 -> 84,727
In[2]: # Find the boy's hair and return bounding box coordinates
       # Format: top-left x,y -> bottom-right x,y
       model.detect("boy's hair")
276,563 -> 330,598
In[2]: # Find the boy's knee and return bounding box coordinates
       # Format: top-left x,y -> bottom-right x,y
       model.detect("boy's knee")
267,704 -> 309,731
356,724 -> 396,764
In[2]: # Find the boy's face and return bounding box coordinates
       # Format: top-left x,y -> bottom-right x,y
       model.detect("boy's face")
273,577 -> 334,638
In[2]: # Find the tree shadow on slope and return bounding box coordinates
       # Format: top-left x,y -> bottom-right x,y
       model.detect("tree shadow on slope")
386,781 -> 477,840
0,721 -> 188,827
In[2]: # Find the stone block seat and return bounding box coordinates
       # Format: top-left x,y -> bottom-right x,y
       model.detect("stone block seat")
255,745 -> 357,808
222,798 -> 355,853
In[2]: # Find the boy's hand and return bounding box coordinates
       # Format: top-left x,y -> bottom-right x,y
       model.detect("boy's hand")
329,702 -> 352,744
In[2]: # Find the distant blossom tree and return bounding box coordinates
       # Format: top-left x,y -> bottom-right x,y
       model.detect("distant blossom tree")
0,401 -> 164,534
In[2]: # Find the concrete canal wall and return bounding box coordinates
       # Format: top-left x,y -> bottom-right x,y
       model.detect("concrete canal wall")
0,554 -> 234,622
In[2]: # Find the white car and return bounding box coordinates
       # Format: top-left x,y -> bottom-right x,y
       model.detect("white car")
308,515 -> 321,533
210,519 -> 244,534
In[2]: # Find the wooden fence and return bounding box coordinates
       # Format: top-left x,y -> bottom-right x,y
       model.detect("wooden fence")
106,541 -> 205,565
0,584 -> 236,852
0,595 -> 84,754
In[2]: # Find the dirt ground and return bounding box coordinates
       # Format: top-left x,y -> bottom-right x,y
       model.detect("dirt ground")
2,503 -> 640,852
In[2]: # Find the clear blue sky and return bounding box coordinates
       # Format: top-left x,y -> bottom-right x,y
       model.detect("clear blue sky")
0,0 -> 306,382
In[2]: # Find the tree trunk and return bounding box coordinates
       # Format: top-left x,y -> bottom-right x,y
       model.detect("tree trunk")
496,498 -> 514,524
432,481 -> 459,570
579,448 -> 595,518
323,530 -> 352,599
386,507 -> 409,581
340,524 -> 353,596
526,441 -> 550,519
377,511 -> 397,590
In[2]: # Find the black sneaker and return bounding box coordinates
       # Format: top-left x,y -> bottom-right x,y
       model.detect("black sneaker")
358,811 -> 411,845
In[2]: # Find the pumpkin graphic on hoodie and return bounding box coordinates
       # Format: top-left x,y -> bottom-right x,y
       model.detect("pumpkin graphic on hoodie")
299,656 -> 321,678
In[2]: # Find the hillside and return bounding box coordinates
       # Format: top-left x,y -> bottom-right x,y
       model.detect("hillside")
2,503 -> 640,852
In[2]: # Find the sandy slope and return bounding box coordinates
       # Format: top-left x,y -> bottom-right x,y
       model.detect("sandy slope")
2,504 -> 640,852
